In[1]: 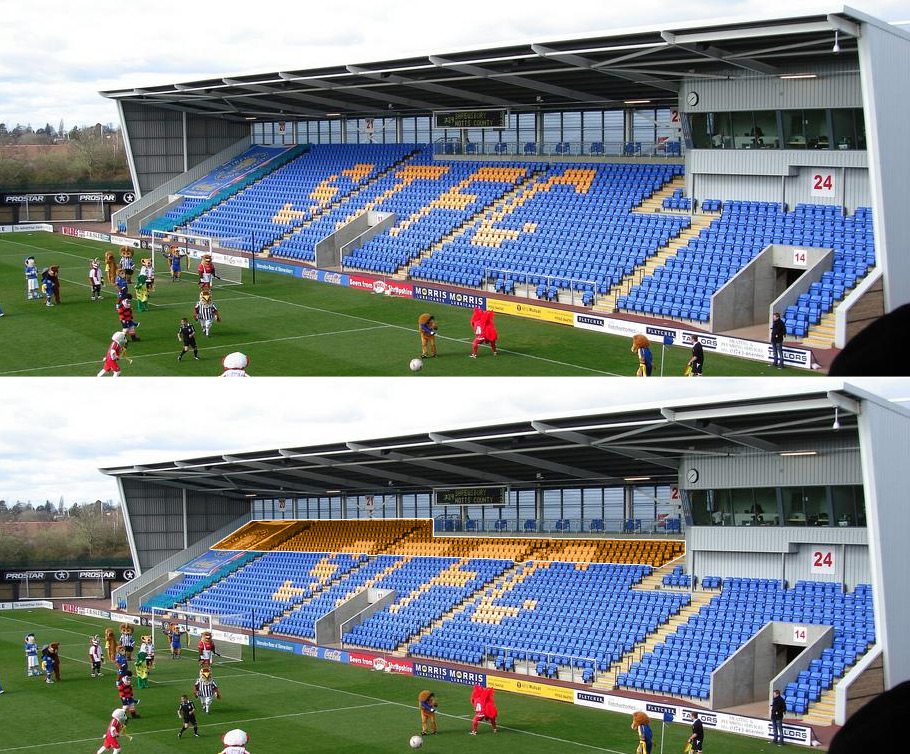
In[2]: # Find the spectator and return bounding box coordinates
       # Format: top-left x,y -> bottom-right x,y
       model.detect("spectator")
770,313 -> 786,369
770,689 -> 786,746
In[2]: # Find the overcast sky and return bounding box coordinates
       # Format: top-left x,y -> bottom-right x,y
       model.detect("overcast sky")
0,377 -> 906,505
1,1 -> 908,130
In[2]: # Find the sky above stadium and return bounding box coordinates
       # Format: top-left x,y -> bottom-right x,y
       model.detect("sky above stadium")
1,0 -> 909,130
0,378 -> 907,505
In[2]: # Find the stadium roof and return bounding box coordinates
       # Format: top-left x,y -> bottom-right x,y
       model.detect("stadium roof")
101,384 -> 874,499
99,8 -> 871,122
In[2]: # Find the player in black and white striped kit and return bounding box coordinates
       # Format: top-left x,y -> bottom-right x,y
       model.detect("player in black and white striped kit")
194,666 -> 221,713
193,288 -> 221,337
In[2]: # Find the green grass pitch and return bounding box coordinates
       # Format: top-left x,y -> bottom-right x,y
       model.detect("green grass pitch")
0,232 -> 808,376
0,608 -> 779,754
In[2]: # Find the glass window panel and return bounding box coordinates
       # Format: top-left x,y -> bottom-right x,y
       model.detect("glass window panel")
832,485 -> 864,526
753,110 -> 778,148
711,112 -> 735,149
686,113 -> 712,149
582,111 -> 603,143
542,112 -> 562,144
562,112 -> 582,145
632,109 -> 657,144
542,488 -> 562,519
632,485 -> 656,520
688,490 -> 711,526
731,111 -> 754,149
562,488 -> 582,521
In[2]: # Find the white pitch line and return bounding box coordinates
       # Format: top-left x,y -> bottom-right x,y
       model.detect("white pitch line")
0,701 -> 393,752
0,324 -> 393,375
3,234 -> 618,375
1,613 -> 621,753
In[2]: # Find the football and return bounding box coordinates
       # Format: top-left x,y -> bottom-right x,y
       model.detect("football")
409,358 -> 424,372
409,735 -> 424,748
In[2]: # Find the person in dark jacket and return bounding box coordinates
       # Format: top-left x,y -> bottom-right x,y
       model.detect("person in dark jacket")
770,689 -> 786,745
770,313 -> 786,369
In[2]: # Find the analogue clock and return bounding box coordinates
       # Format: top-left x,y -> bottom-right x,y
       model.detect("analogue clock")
686,468 -> 700,484
686,91 -> 699,107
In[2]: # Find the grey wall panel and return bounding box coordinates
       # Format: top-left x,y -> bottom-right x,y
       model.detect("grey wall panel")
121,103 -> 250,195
689,527 -> 870,589
858,23 -> 910,310
682,65 -> 862,113
689,152 -> 870,212
857,398 -> 910,687
681,441 -> 862,490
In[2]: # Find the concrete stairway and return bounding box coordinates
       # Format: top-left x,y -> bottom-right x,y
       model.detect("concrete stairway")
392,171 -> 546,278
593,588 -> 716,691
800,311 -> 837,350
594,213 -> 716,313
636,175 -> 687,212
801,687 -> 836,727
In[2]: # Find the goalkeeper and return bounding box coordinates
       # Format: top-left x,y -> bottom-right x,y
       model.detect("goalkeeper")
418,313 -> 438,358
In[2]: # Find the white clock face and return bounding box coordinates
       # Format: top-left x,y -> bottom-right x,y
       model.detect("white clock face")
686,468 -> 699,483
686,91 -> 699,107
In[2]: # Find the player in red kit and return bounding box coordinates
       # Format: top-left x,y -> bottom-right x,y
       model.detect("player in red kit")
470,309 -> 498,358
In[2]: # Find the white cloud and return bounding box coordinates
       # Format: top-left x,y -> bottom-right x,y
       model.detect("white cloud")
0,377 -> 906,504
1,0 -> 907,128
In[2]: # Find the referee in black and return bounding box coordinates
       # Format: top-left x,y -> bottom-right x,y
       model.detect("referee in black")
177,694 -> 199,738
688,711 -> 704,752
177,317 -> 199,361
688,335 -> 705,376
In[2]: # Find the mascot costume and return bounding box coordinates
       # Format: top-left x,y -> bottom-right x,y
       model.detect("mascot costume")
470,308 -> 498,358
105,628 -> 118,662
418,690 -> 438,735
417,313 -> 438,358
89,635 -> 104,678
134,266 -> 150,312
139,634 -> 155,670
117,295 -> 140,341
221,352 -> 249,377
116,670 -> 140,717
470,685 -> 497,734
89,258 -> 104,301
220,729 -> 250,754
631,711 -> 653,754
119,623 -> 135,660
198,630 -> 216,665
194,287 -> 221,336
25,633 -> 39,676
631,334 -> 653,377
119,247 -> 135,283
198,253 -> 216,288
194,664 -> 222,713
140,257 -> 155,293
104,251 -> 117,285
25,257 -> 39,300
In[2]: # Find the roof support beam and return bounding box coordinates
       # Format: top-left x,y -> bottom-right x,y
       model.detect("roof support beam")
661,31 -> 779,75
428,55 -> 602,103
531,44 -> 678,94
427,432 -> 602,479
345,442 -> 514,484
345,65 -> 515,108
661,408 -> 779,452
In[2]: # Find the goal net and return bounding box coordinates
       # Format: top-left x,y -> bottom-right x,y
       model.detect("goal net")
148,230 -> 249,287
150,607 -> 250,663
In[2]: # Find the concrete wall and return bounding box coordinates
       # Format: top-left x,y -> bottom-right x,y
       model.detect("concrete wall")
319,588 -> 397,645
709,244 -> 831,332
836,271 -> 885,348
711,622 -> 832,708
339,212 -> 397,259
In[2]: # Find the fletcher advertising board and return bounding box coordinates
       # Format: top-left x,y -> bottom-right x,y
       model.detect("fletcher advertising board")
573,313 -> 813,370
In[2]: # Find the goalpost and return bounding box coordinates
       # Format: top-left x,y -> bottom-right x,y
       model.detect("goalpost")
148,230 -> 250,288
150,607 -> 250,663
